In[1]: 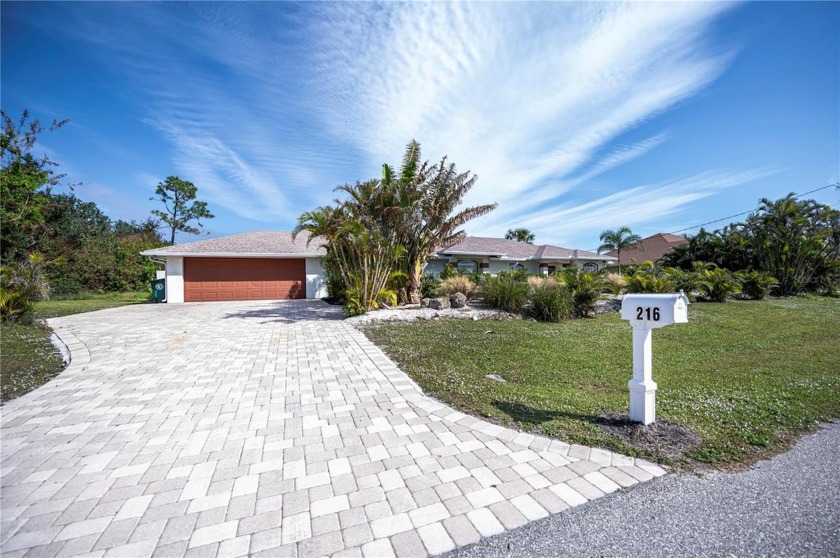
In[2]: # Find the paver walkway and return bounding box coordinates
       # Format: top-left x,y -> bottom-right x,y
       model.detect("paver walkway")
1,300 -> 665,558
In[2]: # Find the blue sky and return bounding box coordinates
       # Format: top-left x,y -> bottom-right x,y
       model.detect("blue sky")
2,1 -> 838,249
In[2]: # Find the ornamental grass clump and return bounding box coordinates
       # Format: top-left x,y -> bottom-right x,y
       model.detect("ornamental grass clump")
527,283 -> 573,322
436,275 -> 479,299
480,275 -> 529,313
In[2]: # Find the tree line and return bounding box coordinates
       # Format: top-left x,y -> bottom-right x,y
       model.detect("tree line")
1,109 -> 213,321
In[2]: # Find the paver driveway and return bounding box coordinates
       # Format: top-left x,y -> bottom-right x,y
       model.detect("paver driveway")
1,300 -> 665,558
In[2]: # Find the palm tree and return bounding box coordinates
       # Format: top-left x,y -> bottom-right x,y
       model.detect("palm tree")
505,228 -> 535,244
384,140 -> 497,304
598,226 -> 642,274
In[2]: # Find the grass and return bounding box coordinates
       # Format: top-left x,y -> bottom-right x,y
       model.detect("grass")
1,291 -> 148,402
362,296 -> 840,470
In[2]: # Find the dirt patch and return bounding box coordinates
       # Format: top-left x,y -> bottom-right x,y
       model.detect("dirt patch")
597,413 -> 704,460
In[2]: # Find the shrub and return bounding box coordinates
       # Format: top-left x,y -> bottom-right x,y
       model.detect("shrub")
736,270 -> 779,300
603,273 -> 626,295
696,264 -> 741,302
436,275 -> 478,299
560,268 -> 605,318
662,267 -> 708,302
0,253 -> 50,324
625,262 -> 675,294
420,272 -> 442,299
527,283 -> 573,322
480,275 -> 530,313
742,270 -> 780,299
441,263 -> 458,280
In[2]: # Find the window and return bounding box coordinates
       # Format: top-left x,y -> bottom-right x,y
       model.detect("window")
509,263 -> 525,271
456,260 -> 478,274
582,262 -> 598,272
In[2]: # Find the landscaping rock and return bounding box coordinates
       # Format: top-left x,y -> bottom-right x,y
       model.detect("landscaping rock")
420,298 -> 432,308
485,374 -> 507,383
427,297 -> 451,310
450,292 -> 468,308
595,299 -> 622,314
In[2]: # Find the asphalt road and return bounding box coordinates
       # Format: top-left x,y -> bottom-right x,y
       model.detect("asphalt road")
443,422 -> 840,558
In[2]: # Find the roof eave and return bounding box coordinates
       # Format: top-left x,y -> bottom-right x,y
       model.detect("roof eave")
139,251 -> 325,258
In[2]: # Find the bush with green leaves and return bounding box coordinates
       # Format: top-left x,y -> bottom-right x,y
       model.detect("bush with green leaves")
0,253 -> 50,324
440,263 -> 459,280
696,264 -> 741,302
557,268 -> 606,318
625,261 -> 675,294
420,272 -> 442,299
436,275 -> 479,299
480,275 -> 530,313
662,267 -> 708,302
736,270 -> 778,300
527,283 -> 573,322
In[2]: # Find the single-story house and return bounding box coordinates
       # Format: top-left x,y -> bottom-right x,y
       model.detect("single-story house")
142,231 -> 615,303
605,232 -> 687,269
141,231 -> 328,303
426,236 -> 615,276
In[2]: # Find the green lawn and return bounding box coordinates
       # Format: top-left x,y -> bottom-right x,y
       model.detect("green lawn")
1,292 -> 148,402
363,297 -> 840,470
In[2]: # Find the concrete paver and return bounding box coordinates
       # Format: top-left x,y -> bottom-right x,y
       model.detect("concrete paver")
1,300 -> 664,557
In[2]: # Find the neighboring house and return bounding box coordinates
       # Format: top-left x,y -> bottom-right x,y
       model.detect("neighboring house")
426,236 -> 615,276
606,232 -> 687,269
141,231 -> 327,303
142,232 -> 614,303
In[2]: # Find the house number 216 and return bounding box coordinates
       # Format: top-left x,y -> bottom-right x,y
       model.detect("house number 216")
636,307 -> 660,321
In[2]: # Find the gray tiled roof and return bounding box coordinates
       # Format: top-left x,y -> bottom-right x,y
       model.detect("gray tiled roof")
141,231 -> 326,257
433,236 -> 613,261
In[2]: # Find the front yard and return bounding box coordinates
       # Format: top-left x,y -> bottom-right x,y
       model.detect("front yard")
363,296 -> 840,470
1,292 -> 148,402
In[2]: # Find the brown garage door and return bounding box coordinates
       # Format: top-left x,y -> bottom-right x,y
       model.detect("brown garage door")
184,258 -> 305,302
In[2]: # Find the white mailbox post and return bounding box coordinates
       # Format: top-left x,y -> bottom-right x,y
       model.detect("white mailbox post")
620,292 -> 690,425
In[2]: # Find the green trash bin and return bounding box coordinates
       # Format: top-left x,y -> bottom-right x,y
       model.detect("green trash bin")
151,279 -> 166,303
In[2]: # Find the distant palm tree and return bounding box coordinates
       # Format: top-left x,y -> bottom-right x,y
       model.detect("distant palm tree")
598,226 -> 642,274
505,228 -> 535,244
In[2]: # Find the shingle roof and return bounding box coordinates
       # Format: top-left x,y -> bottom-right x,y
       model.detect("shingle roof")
141,231 -> 326,257
606,232 -> 687,265
433,236 -> 613,261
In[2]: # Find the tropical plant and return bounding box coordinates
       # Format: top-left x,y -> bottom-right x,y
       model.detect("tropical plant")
0,253 -> 50,324
603,273 -> 627,295
559,267 -> 605,318
527,283 -> 573,322
436,275 -> 479,299
695,264 -> 741,302
440,263 -> 458,280
736,270 -> 779,300
480,275 -> 530,313
381,140 -> 497,303
742,195 -> 839,295
625,261 -> 675,294
420,272 -> 442,299
661,267 -> 708,302
295,183 -> 405,315
597,226 -> 642,274
150,176 -> 214,244
505,228 -> 535,244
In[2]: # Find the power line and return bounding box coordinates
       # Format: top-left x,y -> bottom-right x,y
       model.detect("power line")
668,182 -> 839,235
585,181 -> 840,252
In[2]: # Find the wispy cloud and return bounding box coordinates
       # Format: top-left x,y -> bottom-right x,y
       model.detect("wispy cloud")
25,1 -> 755,246
307,2 -> 744,244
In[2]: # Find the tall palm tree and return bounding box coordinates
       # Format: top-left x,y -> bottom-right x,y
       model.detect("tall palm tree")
384,140 -> 497,303
505,228 -> 535,244
598,226 -> 642,274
